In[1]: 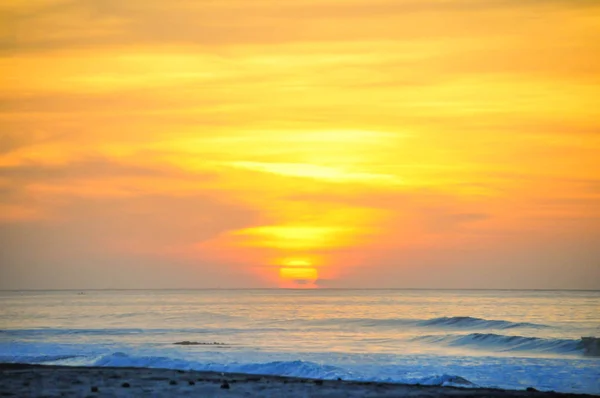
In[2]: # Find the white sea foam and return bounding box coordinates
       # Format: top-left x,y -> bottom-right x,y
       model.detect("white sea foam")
0,348 -> 598,394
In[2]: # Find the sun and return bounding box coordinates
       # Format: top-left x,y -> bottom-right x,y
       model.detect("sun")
285,259 -> 312,267
278,258 -> 319,288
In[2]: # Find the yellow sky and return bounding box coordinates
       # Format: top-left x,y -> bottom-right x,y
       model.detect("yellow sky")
1,0 -> 599,289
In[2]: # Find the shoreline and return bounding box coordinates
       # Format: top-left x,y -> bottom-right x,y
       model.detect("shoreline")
0,363 -> 596,397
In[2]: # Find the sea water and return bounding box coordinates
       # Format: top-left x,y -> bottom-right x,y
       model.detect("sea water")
1,289 -> 598,394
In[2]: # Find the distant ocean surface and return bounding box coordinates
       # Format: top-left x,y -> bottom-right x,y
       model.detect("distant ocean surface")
1,289 -> 599,394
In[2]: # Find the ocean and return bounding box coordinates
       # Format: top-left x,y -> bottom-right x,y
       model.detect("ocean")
1,289 -> 598,394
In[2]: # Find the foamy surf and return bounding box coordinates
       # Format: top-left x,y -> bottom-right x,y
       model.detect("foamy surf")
1,350 -> 599,393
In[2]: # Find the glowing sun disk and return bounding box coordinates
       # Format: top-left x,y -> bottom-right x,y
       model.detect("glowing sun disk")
279,267 -> 318,281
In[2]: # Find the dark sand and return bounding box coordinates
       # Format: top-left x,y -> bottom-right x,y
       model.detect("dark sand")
0,363 -> 595,398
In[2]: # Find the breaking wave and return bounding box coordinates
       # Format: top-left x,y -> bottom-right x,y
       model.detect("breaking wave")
0,351 -> 476,388
0,354 -> 83,363
414,333 -> 594,356
304,316 -> 549,330
417,316 -> 548,330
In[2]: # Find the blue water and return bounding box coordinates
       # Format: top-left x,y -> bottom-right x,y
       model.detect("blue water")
1,289 -> 599,393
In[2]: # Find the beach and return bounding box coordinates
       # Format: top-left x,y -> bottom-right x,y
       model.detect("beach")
1,363 -> 597,398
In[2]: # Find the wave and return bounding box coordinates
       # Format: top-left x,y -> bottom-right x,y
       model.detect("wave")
417,316 -> 548,330
581,337 -> 600,356
1,317 -> 550,340
304,316 -> 549,330
0,327 -> 286,337
1,348 -> 599,393
0,354 -> 83,363
0,351 -> 476,388
414,333 -> 592,356
101,311 -> 241,321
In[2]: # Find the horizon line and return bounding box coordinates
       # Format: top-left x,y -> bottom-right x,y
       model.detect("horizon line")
1,288 -> 599,292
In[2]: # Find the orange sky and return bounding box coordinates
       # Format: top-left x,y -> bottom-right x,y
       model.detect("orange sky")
1,0 -> 599,289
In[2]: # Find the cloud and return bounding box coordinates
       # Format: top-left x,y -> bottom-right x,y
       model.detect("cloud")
0,192 -> 263,288
0,155 -> 223,224
1,153 -> 215,188
0,220 -> 264,289
4,0 -> 600,53
0,156 -> 178,179
293,279 -> 312,285
314,278 -> 345,288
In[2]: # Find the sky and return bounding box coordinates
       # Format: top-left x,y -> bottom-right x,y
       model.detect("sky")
1,0 -> 599,290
